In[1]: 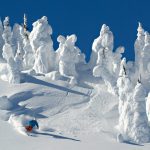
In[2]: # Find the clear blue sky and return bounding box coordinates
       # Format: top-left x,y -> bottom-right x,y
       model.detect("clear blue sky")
0,0 -> 149,61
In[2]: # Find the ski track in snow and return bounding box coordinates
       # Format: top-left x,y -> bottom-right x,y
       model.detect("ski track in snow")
1,76 -> 150,150
0,76 -> 92,126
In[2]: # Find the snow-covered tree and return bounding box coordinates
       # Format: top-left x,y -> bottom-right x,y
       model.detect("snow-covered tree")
92,24 -> 122,94
141,31 -> 150,79
56,34 -> 86,76
117,58 -> 131,118
89,24 -> 114,69
2,41 -> 21,83
12,23 -> 24,55
58,34 -> 82,79
22,14 -> 30,40
55,35 -> 66,70
2,16 -> 16,59
113,46 -> 125,76
0,19 -> 4,59
2,17 -> 12,44
8,57 -> 21,84
23,14 -> 28,33
130,82 -> 150,144
146,92 -> 150,123
75,47 -> 86,71
134,22 -> 145,78
14,43 -> 24,71
2,43 -> 14,62
117,58 -> 150,144
57,35 -> 66,52
29,16 -> 56,73
23,38 -> 34,70
117,58 -> 133,142
21,14 -> 35,70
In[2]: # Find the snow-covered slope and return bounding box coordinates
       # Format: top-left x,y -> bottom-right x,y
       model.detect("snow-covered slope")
0,73 -> 150,150
0,16 -> 150,149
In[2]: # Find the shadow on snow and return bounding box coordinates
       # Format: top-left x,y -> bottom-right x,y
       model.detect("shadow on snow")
33,131 -> 80,142
22,74 -> 88,96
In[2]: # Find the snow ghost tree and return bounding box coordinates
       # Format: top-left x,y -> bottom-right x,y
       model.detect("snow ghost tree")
130,82 -> 150,144
58,34 -> 83,81
2,42 -> 14,62
141,31 -> 150,79
23,36 -> 34,70
23,14 -> 28,34
133,23 -> 150,83
2,17 -> 13,53
89,24 -> 114,69
55,35 -> 66,71
92,24 -> 123,94
2,41 -> 21,83
146,92 -> 150,122
75,47 -> 86,72
117,58 -> 150,144
22,14 -> 30,42
117,58 -> 133,143
56,34 -> 86,76
8,57 -> 21,84
112,46 -> 125,76
22,14 -> 35,70
29,16 -> 56,74
2,18 -> 21,84
0,19 -> 4,59
134,22 -> 145,78
14,43 -> 24,71
12,23 -> 24,55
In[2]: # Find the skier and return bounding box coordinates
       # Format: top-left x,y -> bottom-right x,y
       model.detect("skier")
25,119 -> 39,132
